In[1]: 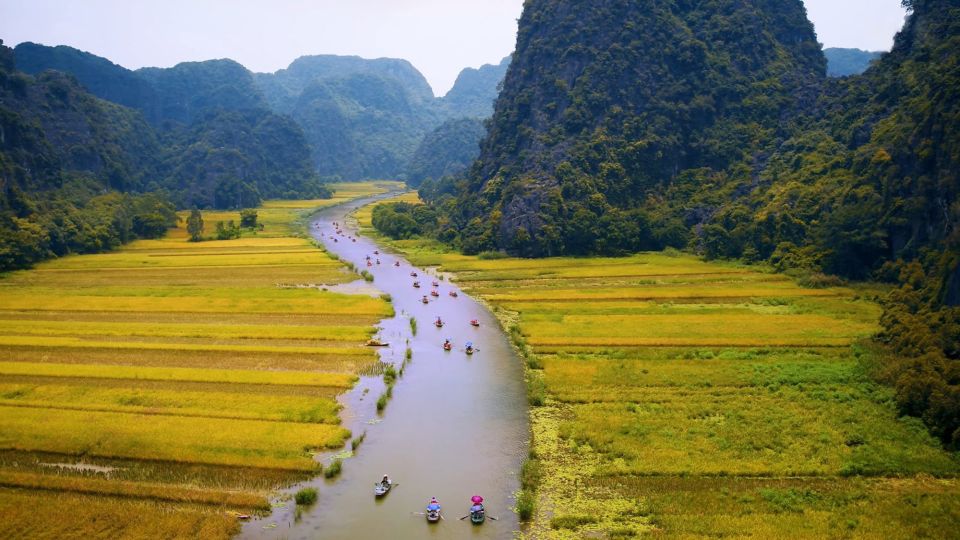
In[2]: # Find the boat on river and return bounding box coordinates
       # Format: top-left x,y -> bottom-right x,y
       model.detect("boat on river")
374,480 -> 392,497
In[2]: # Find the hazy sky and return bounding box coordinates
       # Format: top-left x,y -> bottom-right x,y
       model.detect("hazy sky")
0,0 -> 907,96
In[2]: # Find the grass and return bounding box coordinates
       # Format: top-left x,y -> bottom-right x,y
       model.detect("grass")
324,458 -> 343,479
355,194 -> 960,538
294,487 -> 318,505
0,182 -> 396,538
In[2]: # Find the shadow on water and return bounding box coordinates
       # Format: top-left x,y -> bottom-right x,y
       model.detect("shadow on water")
240,193 -> 529,539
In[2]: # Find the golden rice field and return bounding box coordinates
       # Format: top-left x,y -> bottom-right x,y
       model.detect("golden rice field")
357,194 -> 960,539
0,181 -> 399,539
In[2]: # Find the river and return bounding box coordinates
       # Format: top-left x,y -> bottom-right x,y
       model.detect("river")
240,193 -> 529,539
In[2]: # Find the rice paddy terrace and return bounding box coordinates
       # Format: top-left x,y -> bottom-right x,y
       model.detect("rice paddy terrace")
358,195 -> 960,539
0,182 -> 399,538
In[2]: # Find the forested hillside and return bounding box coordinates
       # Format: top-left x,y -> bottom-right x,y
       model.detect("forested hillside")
413,0 -> 959,446
0,40 -> 176,270
12,43 -> 326,209
438,56 -> 510,118
255,55 -> 507,180
406,117 -> 486,186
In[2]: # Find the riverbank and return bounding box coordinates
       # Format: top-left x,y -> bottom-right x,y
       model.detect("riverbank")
357,193 -> 960,538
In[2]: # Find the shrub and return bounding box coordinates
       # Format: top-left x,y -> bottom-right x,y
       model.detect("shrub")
295,487 -> 318,505
516,490 -> 535,521
324,459 -> 342,479
376,393 -> 388,412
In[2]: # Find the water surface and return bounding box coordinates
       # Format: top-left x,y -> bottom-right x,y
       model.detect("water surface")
241,193 -> 529,539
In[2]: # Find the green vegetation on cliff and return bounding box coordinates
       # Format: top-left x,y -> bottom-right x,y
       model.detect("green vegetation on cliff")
414,0 -> 960,448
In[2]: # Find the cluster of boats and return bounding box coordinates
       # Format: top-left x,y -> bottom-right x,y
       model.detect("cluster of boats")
375,478 -> 493,525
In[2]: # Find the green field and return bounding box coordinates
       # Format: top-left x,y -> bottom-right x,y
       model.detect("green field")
359,194 -> 960,538
0,181 -> 400,538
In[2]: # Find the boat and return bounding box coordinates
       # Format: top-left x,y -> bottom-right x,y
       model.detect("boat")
410,271 -> 418,277
413,281 -> 421,288
470,319 -> 480,327
374,250 -> 380,255
430,290 -> 439,297
470,507 -> 485,524
422,296 -> 429,304
366,339 -> 389,347
443,341 -> 452,351
432,281 -> 439,287
465,342 -> 475,355
374,481 -> 392,497
394,261 -> 401,267
449,291 -> 458,298
435,318 -> 444,328
426,499 -> 442,522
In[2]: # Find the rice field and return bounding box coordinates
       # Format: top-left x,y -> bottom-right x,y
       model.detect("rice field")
357,194 -> 960,539
0,181 -> 398,538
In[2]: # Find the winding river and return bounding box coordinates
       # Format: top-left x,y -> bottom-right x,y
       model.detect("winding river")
241,193 -> 529,539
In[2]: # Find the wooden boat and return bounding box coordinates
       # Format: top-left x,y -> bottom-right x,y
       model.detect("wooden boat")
465,346 -> 475,355
470,320 -> 480,327
430,290 -> 439,297
449,291 -> 458,298
470,508 -> 485,524
374,481 -> 392,497
366,339 -> 389,347
432,281 -> 439,287
435,319 -> 444,327
421,297 -> 430,304
426,509 -> 441,523
410,271 -> 418,277
443,342 -> 452,351
413,281 -> 421,288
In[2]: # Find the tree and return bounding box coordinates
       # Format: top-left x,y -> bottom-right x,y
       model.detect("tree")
186,209 -> 204,242
240,209 -> 258,228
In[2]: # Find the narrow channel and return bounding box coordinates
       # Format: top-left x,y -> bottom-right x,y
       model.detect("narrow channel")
241,193 -> 529,539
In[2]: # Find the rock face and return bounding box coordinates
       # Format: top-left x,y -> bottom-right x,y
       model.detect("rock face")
449,0 -> 826,255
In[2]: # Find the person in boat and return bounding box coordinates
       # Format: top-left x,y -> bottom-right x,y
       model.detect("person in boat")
465,341 -> 474,353
427,497 -> 441,512
436,316 -> 443,326
443,339 -> 451,349
380,474 -> 391,488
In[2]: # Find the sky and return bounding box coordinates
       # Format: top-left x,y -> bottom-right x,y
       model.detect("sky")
0,0 -> 908,97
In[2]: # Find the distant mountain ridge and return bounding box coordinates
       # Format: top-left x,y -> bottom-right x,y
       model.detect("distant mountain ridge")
824,47 -> 883,77
15,42 -> 510,180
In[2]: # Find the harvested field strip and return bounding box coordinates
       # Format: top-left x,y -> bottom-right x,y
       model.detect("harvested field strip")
0,381 -> 341,424
0,489 -> 242,540
0,319 -> 373,342
0,336 -> 369,356
0,362 -> 357,388
0,471 -> 269,510
481,287 -> 844,302
0,310 -> 380,326
0,375 -> 343,399
0,293 -> 388,314
0,405 -> 347,470
0,348 -> 379,375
